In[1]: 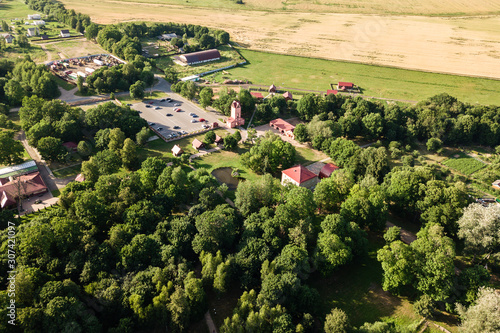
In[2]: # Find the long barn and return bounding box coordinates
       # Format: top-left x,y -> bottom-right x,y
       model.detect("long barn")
176,49 -> 221,66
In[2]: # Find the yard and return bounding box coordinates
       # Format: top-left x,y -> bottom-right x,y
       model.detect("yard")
442,151 -> 486,175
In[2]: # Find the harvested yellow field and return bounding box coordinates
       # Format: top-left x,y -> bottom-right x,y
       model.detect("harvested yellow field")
61,0 -> 500,79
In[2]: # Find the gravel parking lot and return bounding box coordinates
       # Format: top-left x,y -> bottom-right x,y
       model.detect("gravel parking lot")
131,96 -> 222,138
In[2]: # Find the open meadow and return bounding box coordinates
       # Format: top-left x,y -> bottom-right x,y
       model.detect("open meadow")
61,0 -> 500,80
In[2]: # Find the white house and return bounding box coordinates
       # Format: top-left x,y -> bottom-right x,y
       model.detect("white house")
3,34 -> 13,43
27,14 -> 41,20
26,27 -> 39,36
60,30 -> 70,38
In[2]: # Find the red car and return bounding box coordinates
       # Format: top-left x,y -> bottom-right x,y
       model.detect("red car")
199,118 -> 205,122
174,108 -> 181,112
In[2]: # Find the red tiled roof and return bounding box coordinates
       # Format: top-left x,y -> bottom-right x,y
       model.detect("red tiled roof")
338,82 -> 353,88
282,165 -> 317,184
215,134 -> 223,143
270,118 -> 295,132
250,92 -> 264,99
0,172 -> 48,208
231,100 -> 241,109
327,90 -> 338,95
319,163 -> 340,179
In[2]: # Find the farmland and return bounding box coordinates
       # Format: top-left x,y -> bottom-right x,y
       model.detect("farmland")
214,49 -> 500,105
442,151 -> 487,175
61,0 -> 500,80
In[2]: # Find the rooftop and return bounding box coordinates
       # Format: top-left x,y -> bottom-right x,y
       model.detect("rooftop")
282,165 -> 317,184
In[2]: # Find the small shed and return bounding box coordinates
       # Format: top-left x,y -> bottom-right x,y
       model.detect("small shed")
319,163 -> 340,179
60,30 -> 70,38
40,34 -> 48,40
282,91 -> 293,101
269,84 -> 277,93
172,144 -> 183,157
250,92 -> 264,99
337,82 -> 354,91
215,134 -> 223,144
26,27 -> 39,36
192,139 -> 204,150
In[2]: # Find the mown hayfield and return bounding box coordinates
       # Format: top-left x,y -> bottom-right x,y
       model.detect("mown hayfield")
442,151 -> 486,175
218,49 -> 500,105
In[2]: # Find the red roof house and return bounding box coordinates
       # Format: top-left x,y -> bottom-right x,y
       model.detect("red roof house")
282,91 -> 293,101
319,163 -> 340,179
327,89 -> 338,96
269,118 -> 295,139
192,139 -> 204,150
0,172 -> 48,208
281,165 -> 319,189
63,141 -> 78,152
337,82 -> 354,91
250,92 -> 264,99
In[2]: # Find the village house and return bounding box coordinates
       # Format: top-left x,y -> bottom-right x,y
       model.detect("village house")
60,30 -> 70,38
281,165 -> 319,189
33,20 -> 45,26
492,179 -> 500,190
63,142 -> 78,152
192,139 -> 204,150
269,118 -> 295,139
0,172 -> 48,209
282,91 -> 293,101
214,134 -> 223,145
250,92 -> 264,99
269,84 -> 277,93
226,100 -> 245,128
327,89 -> 338,96
3,34 -> 13,43
159,33 -> 178,40
27,14 -> 41,20
26,27 -> 39,36
337,82 -> 354,91
172,145 -> 183,157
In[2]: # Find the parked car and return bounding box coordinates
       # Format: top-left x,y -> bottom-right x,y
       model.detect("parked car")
126,103 -> 132,106
148,122 -> 155,126
171,133 -> 178,138
191,114 -> 198,118
146,105 -> 152,108
191,119 -> 197,123
166,98 -> 172,102
166,113 -> 173,116
174,108 -> 181,112
155,106 -> 161,110
174,103 -> 180,106
157,127 -> 163,131
160,98 -> 165,102
199,118 -> 205,122
173,125 -> 180,129
181,130 -> 187,135
34,199 -> 42,204
148,101 -> 154,104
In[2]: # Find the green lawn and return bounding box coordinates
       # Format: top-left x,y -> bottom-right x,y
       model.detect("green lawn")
219,49 -> 500,105
0,0 -> 39,20
52,163 -> 81,178
295,146 -> 329,166
442,151 -> 486,175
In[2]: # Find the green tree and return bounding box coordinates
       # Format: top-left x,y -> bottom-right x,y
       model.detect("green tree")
130,80 -> 145,100
204,130 -> 215,144
0,131 -> 24,165
37,136 -> 67,162
77,140 -> 92,158
108,128 -> 126,151
199,87 -> 214,108
426,137 -> 442,152
121,138 -> 137,169
457,287 -> 500,333
324,308 -> 350,333
294,123 -> 308,142
77,76 -> 85,93
413,295 -> 435,318
192,204 -> 237,254
136,126 -> 151,145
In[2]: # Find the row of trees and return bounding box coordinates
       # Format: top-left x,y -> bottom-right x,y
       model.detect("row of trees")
296,93 -> 500,147
26,0 -> 91,34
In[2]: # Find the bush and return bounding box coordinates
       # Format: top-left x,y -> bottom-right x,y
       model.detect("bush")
426,138 -> 442,152
413,295 -> 434,318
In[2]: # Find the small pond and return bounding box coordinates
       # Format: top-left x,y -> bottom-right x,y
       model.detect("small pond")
211,167 -> 240,191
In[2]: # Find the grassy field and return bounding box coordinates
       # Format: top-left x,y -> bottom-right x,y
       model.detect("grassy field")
52,75 -> 75,91
156,45 -> 245,78
52,164 -> 82,178
442,151 -> 486,175
0,0 -> 41,20
218,49 -> 500,105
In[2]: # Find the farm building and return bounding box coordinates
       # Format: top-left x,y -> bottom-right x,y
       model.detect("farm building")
281,165 -> 319,189
172,145 -> 183,157
0,172 -> 48,209
0,160 -> 38,179
327,89 -> 338,96
269,84 -> 277,93
282,91 -> 293,101
269,118 -> 295,139
26,27 -> 39,36
319,163 -> 340,179
250,92 -> 264,99
27,14 -> 41,20
60,30 -> 70,38
337,82 -> 354,91
3,34 -> 13,43
226,101 -> 245,128
176,49 -> 221,66
192,139 -> 204,150
33,20 -> 45,26
492,180 -> 500,190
